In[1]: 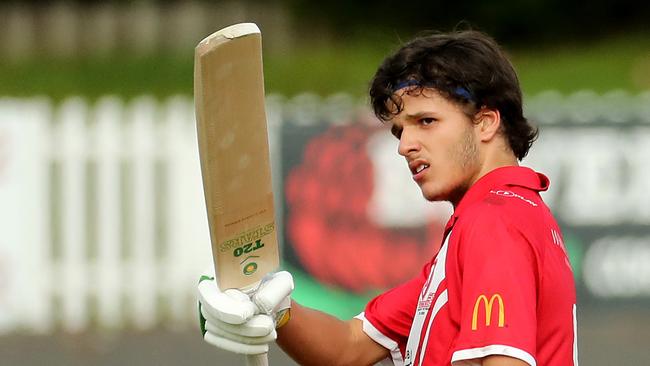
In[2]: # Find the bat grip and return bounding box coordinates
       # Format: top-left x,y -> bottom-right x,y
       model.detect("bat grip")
246,353 -> 269,366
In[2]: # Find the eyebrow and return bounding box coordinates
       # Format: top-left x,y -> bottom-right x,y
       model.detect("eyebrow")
404,111 -> 434,120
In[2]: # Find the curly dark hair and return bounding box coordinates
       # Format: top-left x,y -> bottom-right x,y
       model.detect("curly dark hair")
369,30 -> 538,160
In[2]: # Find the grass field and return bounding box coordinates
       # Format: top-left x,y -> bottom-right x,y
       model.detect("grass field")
0,33 -> 648,100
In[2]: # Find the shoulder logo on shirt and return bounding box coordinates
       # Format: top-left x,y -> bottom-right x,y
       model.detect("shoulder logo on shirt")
551,228 -> 573,269
551,229 -> 566,252
471,293 -> 505,330
489,190 -> 538,207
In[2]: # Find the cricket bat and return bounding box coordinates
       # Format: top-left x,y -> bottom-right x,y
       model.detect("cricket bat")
194,23 -> 279,366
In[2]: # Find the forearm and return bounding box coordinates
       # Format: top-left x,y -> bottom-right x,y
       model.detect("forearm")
277,301 -> 385,366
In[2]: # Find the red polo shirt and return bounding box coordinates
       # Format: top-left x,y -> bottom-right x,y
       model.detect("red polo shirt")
356,166 -> 578,366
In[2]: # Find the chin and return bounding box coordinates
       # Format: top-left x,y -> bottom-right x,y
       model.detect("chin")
420,186 -> 449,202
421,180 -> 464,203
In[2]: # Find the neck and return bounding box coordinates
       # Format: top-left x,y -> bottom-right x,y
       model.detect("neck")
474,140 -> 519,184
473,155 -> 519,185
451,148 -> 518,208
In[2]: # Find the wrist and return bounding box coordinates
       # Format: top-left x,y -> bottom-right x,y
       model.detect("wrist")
275,308 -> 291,328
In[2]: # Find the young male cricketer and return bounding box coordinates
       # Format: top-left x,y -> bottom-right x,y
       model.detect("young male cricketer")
198,30 -> 578,366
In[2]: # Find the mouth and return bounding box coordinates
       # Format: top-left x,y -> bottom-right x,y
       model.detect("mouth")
414,164 -> 429,174
409,161 -> 430,179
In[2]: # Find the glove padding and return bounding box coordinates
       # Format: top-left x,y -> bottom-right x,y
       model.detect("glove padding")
198,271 -> 294,355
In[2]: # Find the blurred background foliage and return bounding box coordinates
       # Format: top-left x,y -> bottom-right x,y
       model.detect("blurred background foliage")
1,0 -> 649,100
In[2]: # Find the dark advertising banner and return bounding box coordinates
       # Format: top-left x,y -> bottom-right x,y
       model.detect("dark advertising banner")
525,122 -> 650,305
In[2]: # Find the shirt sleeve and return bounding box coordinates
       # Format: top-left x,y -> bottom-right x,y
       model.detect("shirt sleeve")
358,261 -> 431,360
451,209 -> 539,366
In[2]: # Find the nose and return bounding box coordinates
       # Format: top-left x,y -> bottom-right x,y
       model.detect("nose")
397,127 -> 419,157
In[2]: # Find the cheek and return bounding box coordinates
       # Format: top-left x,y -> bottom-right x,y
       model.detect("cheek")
432,150 -> 473,185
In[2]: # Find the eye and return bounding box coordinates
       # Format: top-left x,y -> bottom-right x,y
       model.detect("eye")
420,117 -> 436,126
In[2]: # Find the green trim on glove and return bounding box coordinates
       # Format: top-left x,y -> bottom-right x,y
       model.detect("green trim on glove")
199,275 -> 215,283
198,275 -> 215,336
199,303 -> 207,336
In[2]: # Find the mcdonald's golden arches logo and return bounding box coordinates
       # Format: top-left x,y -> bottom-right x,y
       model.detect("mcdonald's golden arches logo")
471,293 -> 505,330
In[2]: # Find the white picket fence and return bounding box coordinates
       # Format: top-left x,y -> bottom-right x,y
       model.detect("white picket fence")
0,93 -> 357,335
0,96 -> 220,334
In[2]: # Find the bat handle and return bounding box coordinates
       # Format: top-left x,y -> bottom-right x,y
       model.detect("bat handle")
246,353 -> 269,366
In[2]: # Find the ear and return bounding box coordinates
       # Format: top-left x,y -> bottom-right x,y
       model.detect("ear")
474,108 -> 501,142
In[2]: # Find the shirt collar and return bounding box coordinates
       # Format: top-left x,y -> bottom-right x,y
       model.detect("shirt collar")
446,166 -> 549,228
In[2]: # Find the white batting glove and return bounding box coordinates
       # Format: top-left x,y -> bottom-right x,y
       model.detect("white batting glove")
198,271 -> 294,355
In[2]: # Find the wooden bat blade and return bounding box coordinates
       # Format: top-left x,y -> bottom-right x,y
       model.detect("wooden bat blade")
194,23 -> 279,292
